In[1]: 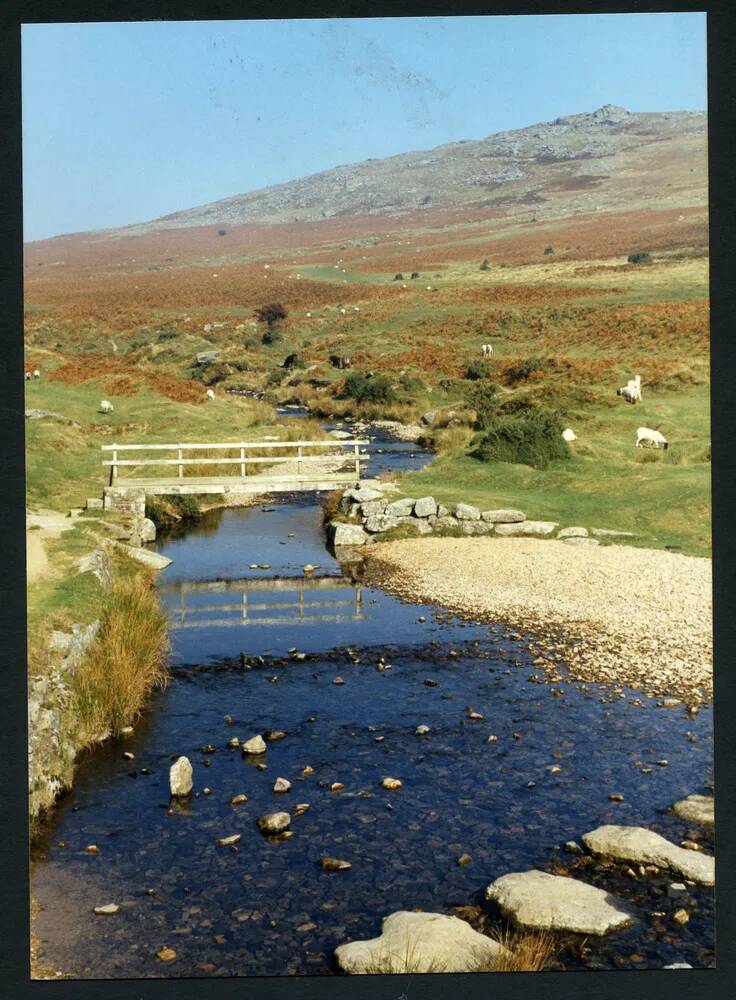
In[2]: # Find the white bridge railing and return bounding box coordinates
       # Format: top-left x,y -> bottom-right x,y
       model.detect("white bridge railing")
102,438 -> 369,485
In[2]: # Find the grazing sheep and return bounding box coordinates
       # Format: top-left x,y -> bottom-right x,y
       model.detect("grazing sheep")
617,374 -> 642,403
481,344 -> 493,359
99,400 -> 114,413
206,389 -> 216,400
636,426 -> 668,450
340,308 -> 346,315
33,369 -> 41,379
562,427 -> 577,442
24,372 -> 32,381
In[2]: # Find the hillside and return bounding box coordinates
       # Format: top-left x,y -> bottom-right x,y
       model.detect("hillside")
117,105 -> 706,235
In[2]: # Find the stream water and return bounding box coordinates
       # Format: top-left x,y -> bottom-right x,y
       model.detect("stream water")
31,426 -> 714,978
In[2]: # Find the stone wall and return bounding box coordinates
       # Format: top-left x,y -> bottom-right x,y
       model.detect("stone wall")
327,487 -> 633,547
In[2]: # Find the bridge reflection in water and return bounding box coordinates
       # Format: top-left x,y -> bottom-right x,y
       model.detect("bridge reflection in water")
158,575 -> 365,629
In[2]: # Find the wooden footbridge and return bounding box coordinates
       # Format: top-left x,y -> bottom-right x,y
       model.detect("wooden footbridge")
157,575 -> 365,630
102,437 -> 370,499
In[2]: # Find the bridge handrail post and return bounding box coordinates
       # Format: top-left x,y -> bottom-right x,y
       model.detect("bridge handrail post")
110,444 -> 118,485
178,446 -> 183,479
240,444 -> 246,478
354,441 -> 360,479
297,445 -> 302,477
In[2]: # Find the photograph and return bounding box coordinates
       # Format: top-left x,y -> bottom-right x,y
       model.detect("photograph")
22,12 -> 714,980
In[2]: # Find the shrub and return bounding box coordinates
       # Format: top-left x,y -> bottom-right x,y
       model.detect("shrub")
261,328 -> 283,345
171,495 -> 201,520
411,272 -> 420,279
504,356 -> 550,384
464,380 -> 501,429
472,407 -> 569,469
394,273 -> 404,281
464,358 -> 494,381
266,368 -> 285,386
480,258 -> 491,271
71,569 -> 169,739
627,251 -> 652,265
217,228 -> 227,236
156,329 -> 179,342
340,371 -> 396,404
189,361 -> 230,386
544,247 -> 555,255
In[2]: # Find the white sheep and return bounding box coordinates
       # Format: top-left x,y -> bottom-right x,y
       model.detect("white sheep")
562,428 -> 577,442
617,374 -> 641,403
99,400 -> 114,413
24,371 -> 32,381
636,426 -> 668,450
206,389 -> 215,400
33,369 -> 41,379
481,344 -> 493,359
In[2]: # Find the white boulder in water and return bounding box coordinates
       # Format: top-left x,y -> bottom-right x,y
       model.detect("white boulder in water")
582,825 -> 715,885
334,910 -> 508,974
169,756 -> 193,797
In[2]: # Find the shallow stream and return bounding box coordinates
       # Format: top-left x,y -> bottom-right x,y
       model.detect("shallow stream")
31,428 -> 714,977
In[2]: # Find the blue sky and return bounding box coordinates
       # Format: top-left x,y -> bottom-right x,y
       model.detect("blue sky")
22,13 -> 707,242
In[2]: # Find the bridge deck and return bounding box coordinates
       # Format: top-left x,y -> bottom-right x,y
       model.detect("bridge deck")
111,472 -> 361,495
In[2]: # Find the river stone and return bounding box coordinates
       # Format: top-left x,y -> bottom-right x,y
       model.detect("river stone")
413,496 -> 437,518
273,777 -> 291,793
344,487 -> 385,504
364,514 -> 400,534
115,543 -> 172,570
242,735 -> 267,755
480,509 -> 525,523
386,497 -> 417,517
433,517 -> 461,534
258,812 -> 291,835
453,503 -> 480,521
329,521 -> 369,546
395,517 -> 433,536
562,536 -> 600,546
359,499 -> 388,518
590,528 -> 635,537
672,794 -> 714,825
420,410 -> 437,426
495,520 -> 559,537
139,517 -> 157,543
485,870 -> 636,935
582,825 -> 715,885
169,756 -> 193,797
94,903 -> 120,915
334,911 -> 508,974
557,526 -> 588,538
459,521 -> 493,536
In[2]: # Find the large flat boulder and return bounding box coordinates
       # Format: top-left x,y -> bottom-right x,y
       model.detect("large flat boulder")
328,521 -> 370,547
334,911 -> 507,974
557,526 -> 588,538
364,514 -> 400,534
495,520 -> 558,537
114,542 -> 172,570
453,502 -> 481,521
672,794 -> 714,825
386,497 -> 417,517
344,487 -> 385,504
485,870 -> 636,936
480,509 -> 525,523
582,825 -> 715,885
413,496 -> 438,518
459,521 -> 494,536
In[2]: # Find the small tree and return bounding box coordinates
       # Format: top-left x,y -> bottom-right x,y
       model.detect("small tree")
480,258 -> 491,271
394,273 -> 404,281
627,251 -> 652,265
255,302 -> 288,329
464,380 -> 501,430
543,247 -> 554,255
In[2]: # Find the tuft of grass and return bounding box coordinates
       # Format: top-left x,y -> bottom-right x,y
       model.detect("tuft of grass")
474,928 -> 557,973
71,565 -> 169,739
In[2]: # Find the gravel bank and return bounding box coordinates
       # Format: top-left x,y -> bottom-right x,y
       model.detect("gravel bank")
365,538 -> 712,704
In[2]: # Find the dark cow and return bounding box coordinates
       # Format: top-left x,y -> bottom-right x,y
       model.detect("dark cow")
329,355 -> 351,370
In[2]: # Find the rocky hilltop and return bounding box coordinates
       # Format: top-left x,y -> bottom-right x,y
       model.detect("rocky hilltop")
123,105 -> 706,234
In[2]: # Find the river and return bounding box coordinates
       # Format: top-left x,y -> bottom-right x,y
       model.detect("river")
31,425 -> 714,977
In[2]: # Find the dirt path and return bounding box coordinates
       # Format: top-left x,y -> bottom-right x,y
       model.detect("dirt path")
366,537 -> 712,704
26,511 -> 74,584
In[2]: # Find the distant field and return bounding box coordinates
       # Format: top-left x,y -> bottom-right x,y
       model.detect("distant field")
24,197 -> 711,554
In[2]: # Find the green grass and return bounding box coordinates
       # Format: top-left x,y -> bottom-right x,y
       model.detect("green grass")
394,383 -> 711,556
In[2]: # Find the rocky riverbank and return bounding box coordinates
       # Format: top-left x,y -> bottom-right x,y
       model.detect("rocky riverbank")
365,536 -> 712,704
